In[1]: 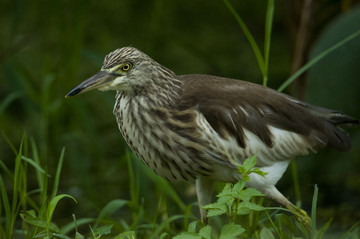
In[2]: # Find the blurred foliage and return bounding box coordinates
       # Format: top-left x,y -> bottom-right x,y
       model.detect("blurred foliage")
1,0 -> 360,237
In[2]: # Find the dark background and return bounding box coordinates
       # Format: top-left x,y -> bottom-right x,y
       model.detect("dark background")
1,0 -> 360,234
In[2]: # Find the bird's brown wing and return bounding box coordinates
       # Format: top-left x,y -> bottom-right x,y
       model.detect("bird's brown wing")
176,74 -> 357,153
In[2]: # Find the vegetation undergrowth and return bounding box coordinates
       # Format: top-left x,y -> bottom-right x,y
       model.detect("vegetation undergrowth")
1,136 -> 359,238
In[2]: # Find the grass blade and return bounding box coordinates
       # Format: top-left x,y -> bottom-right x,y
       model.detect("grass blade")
10,136 -> 25,238
263,0 -> 274,86
339,221 -> 360,239
290,161 -> 301,207
145,170 -> 186,211
126,150 -> 140,207
21,156 -> 46,175
316,218 -> 333,239
0,175 -> 11,239
311,184 -> 318,237
50,147 -> 66,199
223,0 -> 265,75
0,160 -> 13,182
149,215 -> 185,239
0,91 -> 23,115
94,199 -> 128,229
61,217 -> 94,234
277,29 -> 360,92
46,194 -> 77,234
30,137 -> 47,196
1,131 -> 18,156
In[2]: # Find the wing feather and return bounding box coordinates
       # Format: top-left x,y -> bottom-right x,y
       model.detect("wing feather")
176,74 -> 357,153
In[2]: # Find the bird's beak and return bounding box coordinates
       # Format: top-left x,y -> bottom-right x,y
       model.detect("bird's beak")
65,70 -> 116,98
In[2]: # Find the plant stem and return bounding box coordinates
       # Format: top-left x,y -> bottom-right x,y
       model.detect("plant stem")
278,30 -> 360,92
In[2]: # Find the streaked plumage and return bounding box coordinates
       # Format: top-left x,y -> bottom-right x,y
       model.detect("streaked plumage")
66,47 -> 359,225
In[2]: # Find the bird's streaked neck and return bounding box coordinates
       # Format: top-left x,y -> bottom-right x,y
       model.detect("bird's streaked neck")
117,66 -> 181,106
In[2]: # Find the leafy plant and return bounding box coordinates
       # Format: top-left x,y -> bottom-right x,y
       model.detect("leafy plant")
203,156 -> 265,220
175,156 -> 269,238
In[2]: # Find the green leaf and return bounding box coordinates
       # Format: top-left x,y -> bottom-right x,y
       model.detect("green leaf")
263,0 -> 274,86
204,203 -> 227,217
232,181 -> 246,195
143,166 -> 186,211
160,232 -> 168,239
188,221 -> 199,233
237,202 -> 265,215
223,0 -> 265,76
219,223 -> 245,239
251,168 -> 268,178
217,195 -> 234,207
202,201 -> 224,210
236,155 -> 267,181
75,232 -> 85,239
114,231 -> 136,239
30,138 -> 46,194
339,221 -> 360,239
149,215 -> 185,239
1,131 -> 18,155
199,225 -> 212,239
61,218 -> 94,235
173,232 -> 202,239
306,7 -> 360,115
278,29 -> 360,92
314,218 -> 332,239
0,91 -> 23,115
49,233 -> 72,239
236,188 -> 264,202
242,155 -> 257,172
25,209 -> 37,217
0,159 -> 13,181
217,183 -> 232,196
94,199 -> 128,228
260,227 -> 275,239
0,175 -> 11,235
12,136 -> 24,227
237,166 -> 245,175
311,184 -> 319,237
20,213 -> 59,232
21,155 -> 47,175
51,147 -> 66,199
35,231 -> 72,239
47,194 -> 77,224
93,225 -> 113,236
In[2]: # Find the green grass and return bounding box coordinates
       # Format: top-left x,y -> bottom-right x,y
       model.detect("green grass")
223,0 -> 273,86
1,137 -> 359,238
277,29 -> 360,92
1,0 -> 360,238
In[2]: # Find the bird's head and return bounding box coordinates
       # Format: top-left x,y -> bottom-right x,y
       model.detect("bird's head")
66,47 -> 175,98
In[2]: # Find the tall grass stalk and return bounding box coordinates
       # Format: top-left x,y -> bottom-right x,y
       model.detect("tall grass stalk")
278,30 -> 360,92
311,184 -> 318,236
263,0 -> 274,86
223,0 -> 274,86
10,136 -> 25,239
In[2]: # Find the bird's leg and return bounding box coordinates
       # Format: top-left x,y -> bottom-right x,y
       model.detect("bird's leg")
195,177 -> 214,224
262,185 -> 311,230
285,203 -> 312,230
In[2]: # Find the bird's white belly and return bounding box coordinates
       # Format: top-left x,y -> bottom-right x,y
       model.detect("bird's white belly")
203,122 -> 313,166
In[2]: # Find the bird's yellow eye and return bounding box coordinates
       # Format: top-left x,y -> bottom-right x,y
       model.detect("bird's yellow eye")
121,63 -> 131,72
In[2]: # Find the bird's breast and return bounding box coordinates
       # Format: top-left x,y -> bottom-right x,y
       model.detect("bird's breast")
113,93 -> 214,182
